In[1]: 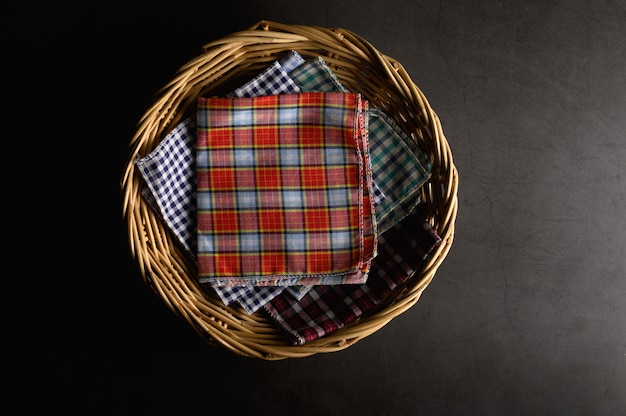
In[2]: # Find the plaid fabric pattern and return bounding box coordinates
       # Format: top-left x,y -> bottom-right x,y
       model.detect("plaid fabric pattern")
290,56 -> 433,223
264,211 -> 442,345
134,53 -> 314,313
227,51 -> 304,98
209,51 -> 312,310
212,281 -> 313,314
289,57 -> 386,207
134,116 -> 197,253
368,109 -> 433,233
213,284 -> 285,314
213,53 -> 371,311
135,51 -> 435,319
290,56 -> 349,94
276,50 -> 306,73
196,92 -> 376,286
135,52 -> 306,255
285,285 -> 313,301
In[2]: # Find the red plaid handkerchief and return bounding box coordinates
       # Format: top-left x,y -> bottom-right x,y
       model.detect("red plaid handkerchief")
196,92 -> 376,286
263,212 -> 441,345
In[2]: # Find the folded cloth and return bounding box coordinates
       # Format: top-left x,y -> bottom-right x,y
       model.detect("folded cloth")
134,51 -> 306,253
134,52 -> 432,253
196,92 -> 377,286
215,53 -> 381,311
263,211 -> 442,345
133,51 -> 315,311
227,50 -> 305,98
214,52 -> 372,311
134,116 -> 197,253
210,51 -> 313,309
134,51 -> 433,313
367,109 -> 433,233
289,56 -> 349,94
212,278 -> 315,315
289,56 -> 433,233
213,285 -> 285,315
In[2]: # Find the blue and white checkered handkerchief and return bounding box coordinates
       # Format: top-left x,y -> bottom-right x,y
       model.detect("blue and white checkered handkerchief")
213,283 -> 311,314
213,285 -> 285,315
135,51 -> 310,313
136,51 -> 314,314
134,51 -> 306,254
134,116 -> 197,253
227,51 -> 305,98
135,51 -> 309,313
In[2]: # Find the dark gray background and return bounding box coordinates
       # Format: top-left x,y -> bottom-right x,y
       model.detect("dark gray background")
11,0 -> 625,414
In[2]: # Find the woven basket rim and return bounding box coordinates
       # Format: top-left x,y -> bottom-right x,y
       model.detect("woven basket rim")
121,20 -> 458,360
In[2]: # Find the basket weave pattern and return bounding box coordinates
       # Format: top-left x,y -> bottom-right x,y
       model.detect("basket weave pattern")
121,20 -> 458,360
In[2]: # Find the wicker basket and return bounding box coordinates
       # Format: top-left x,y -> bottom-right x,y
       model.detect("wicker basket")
121,20 -> 458,360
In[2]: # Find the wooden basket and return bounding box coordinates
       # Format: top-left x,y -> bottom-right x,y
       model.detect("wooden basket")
121,20 -> 458,360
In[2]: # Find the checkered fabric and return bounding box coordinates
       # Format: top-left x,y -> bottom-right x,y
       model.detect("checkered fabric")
214,51 -> 310,313
215,54 -> 375,312
134,116 -> 197,253
285,284 -> 314,301
212,282 -> 314,314
290,56 -> 349,94
277,50 -> 307,73
263,211 -> 442,345
290,56 -> 432,228
135,51 -> 435,315
210,51 -> 317,310
289,58 -> 389,207
213,284 -> 285,314
227,51 -> 304,98
196,92 -> 376,286
135,52 -> 306,254
368,108 -> 433,233
215,52 -> 367,311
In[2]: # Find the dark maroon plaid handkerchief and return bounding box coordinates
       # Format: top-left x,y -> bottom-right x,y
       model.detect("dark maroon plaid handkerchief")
263,211 -> 442,345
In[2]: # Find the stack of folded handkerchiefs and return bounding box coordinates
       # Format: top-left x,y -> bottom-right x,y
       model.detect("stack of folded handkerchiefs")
134,51 -> 442,345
